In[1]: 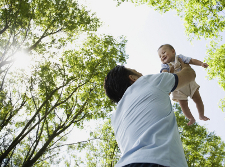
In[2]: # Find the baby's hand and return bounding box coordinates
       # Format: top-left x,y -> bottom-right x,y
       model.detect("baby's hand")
201,63 -> 209,68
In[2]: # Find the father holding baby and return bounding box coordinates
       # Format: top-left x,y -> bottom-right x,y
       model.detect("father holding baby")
104,58 -> 195,167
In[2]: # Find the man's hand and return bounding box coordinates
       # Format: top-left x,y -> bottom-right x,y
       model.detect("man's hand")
175,58 -> 196,90
170,66 -> 174,73
179,58 -> 191,69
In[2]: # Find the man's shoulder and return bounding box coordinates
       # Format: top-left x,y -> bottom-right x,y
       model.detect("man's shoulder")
141,73 -> 174,83
143,73 -> 172,78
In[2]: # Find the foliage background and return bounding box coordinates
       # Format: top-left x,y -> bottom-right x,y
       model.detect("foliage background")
0,0 -> 225,166
0,0 -> 128,166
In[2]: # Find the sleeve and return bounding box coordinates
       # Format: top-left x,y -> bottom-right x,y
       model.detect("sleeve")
171,74 -> 178,92
178,54 -> 192,63
160,63 -> 170,73
154,73 -> 178,93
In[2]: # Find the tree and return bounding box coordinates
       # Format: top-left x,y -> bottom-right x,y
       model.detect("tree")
174,103 -> 225,167
79,103 -> 225,166
0,0 -> 99,86
205,41 -> 225,112
116,0 -> 225,39
75,119 -> 120,167
116,0 -> 225,111
0,0 -> 100,130
0,34 -> 127,166
0,0 -> 128,166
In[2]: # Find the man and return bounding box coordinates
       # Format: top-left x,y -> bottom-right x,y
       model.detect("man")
104,59 -> 195,167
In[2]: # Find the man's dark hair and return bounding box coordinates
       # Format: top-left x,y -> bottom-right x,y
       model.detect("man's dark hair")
104,65 -> 135,103
158,44 -> 175,51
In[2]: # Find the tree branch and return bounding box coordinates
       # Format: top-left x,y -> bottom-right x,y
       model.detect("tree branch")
0,60 -> 14,69
26,28 -> 63,52
48,138 -> 101,152
0,84 -> 65,162
0,24 -> 9,35
34,152 -> 60,166
23,116 -> 46,165
0,78 -> 87,162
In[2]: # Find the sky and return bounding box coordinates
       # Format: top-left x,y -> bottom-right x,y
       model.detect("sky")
76,0 -> 225,142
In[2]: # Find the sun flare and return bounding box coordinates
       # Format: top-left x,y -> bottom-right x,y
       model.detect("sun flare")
13,51 -> 32,70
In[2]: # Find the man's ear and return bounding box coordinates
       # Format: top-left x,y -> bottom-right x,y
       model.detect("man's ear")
129,75 -> 136,83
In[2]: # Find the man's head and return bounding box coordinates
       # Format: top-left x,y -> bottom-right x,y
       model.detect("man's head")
158,44 -> 176,64
104,65 -> 143,103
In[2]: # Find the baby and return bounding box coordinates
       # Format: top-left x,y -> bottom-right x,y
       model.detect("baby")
158,44 -> 210,125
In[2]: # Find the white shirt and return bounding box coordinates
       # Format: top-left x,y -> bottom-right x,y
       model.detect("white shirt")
111,73 -> 188,167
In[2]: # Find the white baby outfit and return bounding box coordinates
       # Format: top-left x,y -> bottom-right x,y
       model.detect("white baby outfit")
161,54 -> 200,101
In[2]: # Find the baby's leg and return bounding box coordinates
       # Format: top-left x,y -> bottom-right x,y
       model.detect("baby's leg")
178,100 -> 196,126
192,90 -> 210,121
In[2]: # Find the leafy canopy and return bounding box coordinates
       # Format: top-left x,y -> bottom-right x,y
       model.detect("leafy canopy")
0,0 -> 128,166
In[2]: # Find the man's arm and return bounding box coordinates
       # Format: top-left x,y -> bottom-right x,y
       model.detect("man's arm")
175,58 -> 196,90
189,58 -> 209,68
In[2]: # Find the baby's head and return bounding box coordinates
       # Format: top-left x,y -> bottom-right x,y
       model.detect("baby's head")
158,44 -> 176,64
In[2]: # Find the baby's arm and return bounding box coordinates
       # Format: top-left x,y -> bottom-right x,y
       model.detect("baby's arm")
161,64 -> 173,73
189,59 -> 209,68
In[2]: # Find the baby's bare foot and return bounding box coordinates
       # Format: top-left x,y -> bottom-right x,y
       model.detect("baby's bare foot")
187,119 -> 196,126
199,115 -> 210,121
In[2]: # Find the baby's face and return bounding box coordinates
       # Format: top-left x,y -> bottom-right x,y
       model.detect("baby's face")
158,46 -> 175,64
